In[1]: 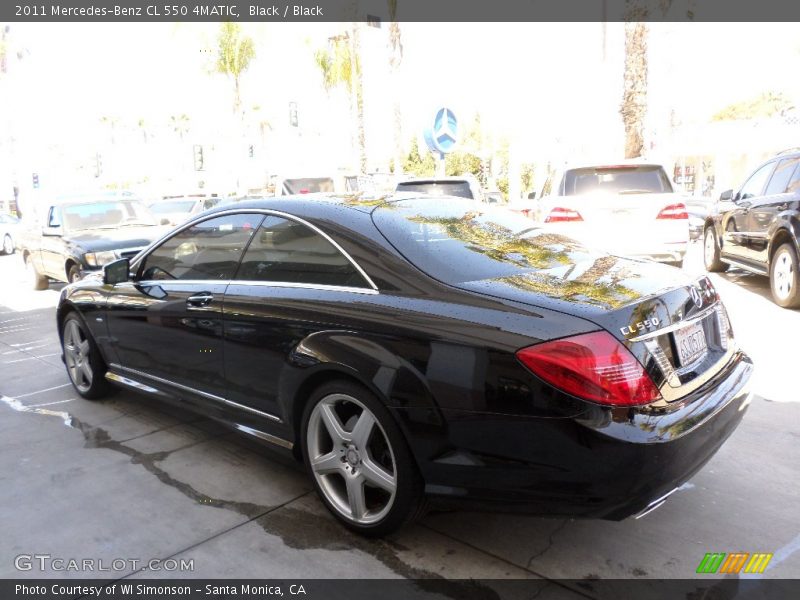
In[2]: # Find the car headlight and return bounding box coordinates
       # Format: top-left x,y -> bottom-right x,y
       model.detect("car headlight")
84,251 -> 117,267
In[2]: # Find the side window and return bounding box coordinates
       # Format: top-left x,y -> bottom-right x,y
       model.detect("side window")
48,207 -> 62,227
787,163 -> 800,194
766,158 -> 800,195
235,216 -> 368,288
739,162 -> 776,200
140,213 -> 262,281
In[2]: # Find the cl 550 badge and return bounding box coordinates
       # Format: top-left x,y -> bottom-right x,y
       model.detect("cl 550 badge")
620,318 -> 661,337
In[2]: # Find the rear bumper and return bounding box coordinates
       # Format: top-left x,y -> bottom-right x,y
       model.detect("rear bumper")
391,351 -> 752,519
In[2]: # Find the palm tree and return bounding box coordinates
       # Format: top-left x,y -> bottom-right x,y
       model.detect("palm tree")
387,0 -> 404,174
314,27 -> 367,174
216,22 -> 255,115
620,20 -> 648,159
169,114 -> 190,141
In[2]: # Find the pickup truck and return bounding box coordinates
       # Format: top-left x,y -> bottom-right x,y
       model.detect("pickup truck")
18,194 -> 168,289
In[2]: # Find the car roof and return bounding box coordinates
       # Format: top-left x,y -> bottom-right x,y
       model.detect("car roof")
559,159 -> 667,171
50,192 -> 143,206
205,193 -> 399,217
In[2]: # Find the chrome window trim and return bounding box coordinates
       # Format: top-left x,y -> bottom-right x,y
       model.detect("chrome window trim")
109,363 -> 282,423
129,278 -> 379,296
129,208 -> 378,291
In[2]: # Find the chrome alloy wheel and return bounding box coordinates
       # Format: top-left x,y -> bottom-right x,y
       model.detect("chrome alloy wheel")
63,319 -> 93,393
306,393 -> 397,525
773,248 -> 795,301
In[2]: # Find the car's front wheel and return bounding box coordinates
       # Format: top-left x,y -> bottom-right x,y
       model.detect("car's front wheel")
770,243 -> 800,308
704,227 -> 728,273
301,380 -> 425,536
62,313 -> 111,399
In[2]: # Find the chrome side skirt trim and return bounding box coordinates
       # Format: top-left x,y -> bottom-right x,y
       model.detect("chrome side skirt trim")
234,423 -> 293,450
720,256 -> 768,276
108,363 -> 282,423
105,371 -> 161,394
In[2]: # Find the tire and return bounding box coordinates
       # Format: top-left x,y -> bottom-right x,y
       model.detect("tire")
67,263 -> 83,284
61,312 -> 111,400
770,243 -> 800,308
2,234 -> 13,255
301,379 -> 425,536
25,254 -> 49,290
703,227 -> 729,273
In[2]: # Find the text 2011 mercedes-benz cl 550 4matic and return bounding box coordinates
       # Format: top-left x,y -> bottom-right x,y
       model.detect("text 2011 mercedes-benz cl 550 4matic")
56,195 -> 752,536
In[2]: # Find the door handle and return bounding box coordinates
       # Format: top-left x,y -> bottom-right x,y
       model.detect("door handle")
186,292 -> 214,308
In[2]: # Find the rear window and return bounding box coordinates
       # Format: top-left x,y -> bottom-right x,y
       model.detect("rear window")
563,166 -> 672,196
373,198 -> 587,284
149,200 -> 195,214
396,180 -> 474,199
281,178 -> 335,195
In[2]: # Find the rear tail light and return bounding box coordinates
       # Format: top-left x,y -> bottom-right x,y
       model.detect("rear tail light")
656,203 -> 688,220
545,207 -> 583,223
516,331 -> 661,406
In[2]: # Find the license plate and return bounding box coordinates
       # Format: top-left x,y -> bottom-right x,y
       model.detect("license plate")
673,322 -> 707,367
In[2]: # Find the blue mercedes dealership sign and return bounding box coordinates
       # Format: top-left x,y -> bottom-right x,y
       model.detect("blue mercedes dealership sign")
424,107 -> 459,156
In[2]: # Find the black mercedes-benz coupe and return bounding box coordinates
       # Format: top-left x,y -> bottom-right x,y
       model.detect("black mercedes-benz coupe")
56,195 -> 753,535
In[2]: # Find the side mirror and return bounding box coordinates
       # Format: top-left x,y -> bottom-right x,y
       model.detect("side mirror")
527,192 -> 537,200
719,189 -> 733,201
42,226 -> 62,236
103,258 -> 131,285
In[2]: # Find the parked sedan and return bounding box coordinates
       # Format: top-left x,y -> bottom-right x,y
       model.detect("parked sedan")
0,212 -> 21,255
534,161 -> 690,266
704,150 -> 800,307
57,196 -> 752,536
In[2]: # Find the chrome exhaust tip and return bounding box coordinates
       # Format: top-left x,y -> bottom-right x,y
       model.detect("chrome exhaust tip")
634,486 -> 681,520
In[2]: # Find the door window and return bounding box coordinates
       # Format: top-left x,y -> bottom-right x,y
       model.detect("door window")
785,161 -> 800,194
764,158 -> 800,195
235,216 -> 369,288
739,162 -> 776,199
139,214 -> 262,281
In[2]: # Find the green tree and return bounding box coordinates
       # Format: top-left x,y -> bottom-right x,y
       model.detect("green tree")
712,92 -> 794,121
403,137 -> 435,177
216,22 -> 255,114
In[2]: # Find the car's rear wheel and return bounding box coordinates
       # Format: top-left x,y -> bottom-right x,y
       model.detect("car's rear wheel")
2,234 -> 14,255
62,313 -> 111,399
301,380 -> 424,536
770,243 -> 800,308
704,227 -> 728,273
25,255 -> 49,290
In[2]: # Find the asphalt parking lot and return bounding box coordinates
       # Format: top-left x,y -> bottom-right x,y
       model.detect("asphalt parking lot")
1,243 -> 798,592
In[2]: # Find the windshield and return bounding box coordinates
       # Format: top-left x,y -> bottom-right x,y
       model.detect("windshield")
61,200 -> 158,231
373,198 -> 588,284
149,200 -> 196,214
564,166 -> 673,195
396,181 -> 474,199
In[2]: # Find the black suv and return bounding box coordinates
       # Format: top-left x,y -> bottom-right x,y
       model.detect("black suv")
704,149 -> 800,307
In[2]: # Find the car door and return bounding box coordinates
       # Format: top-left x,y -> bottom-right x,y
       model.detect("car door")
104,212 -> 263,400
41,206 -> 67,279
222,213 -> 375,421
721,160 -> 776,262
746,157 -> 800,263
